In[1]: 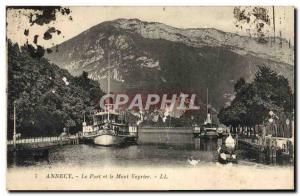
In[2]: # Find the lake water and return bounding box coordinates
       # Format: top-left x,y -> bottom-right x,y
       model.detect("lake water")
8,128 -> 242,168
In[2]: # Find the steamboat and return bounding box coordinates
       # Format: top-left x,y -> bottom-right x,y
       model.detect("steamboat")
81,51 -> 138,146
82,106 -> 138,146
193,89 -> 221,138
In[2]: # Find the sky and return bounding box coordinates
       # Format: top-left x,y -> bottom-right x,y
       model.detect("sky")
6,6 -> 294,48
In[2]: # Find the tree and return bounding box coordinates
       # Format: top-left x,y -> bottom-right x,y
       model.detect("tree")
7,40 -> 104,139
254,66 -> 294,113
218,65 -> 294,131
218,102 -> 246,127
233,6 -> 271,43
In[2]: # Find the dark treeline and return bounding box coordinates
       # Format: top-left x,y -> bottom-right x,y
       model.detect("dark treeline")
7,40 -> 104,139
218,66 -> 294,137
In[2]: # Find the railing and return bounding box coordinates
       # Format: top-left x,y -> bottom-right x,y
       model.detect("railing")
7,136 -> 76,145
141,126 -> 192,129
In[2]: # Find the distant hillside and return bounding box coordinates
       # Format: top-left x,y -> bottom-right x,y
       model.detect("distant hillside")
7,40 -> 104,139
46,18 -> 294,111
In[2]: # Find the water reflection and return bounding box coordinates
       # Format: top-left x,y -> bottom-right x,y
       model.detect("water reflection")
8,149 -> 50,167
8,128 -> 220,168
194,137 -> 220,151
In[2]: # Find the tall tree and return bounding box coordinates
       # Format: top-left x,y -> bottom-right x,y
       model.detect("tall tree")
7,40 -> 104,139
218,66 -> 294,129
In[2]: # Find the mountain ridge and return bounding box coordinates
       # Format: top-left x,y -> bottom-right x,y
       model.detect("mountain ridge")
45,18 -> 294,111
53,18 -> 294,65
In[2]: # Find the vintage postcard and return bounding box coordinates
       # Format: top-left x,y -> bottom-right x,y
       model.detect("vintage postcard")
6,6 -> 295,190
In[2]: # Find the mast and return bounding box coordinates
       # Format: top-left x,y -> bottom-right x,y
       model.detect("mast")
107,50 -> 110,121
206,88 -> 208,115
108,50 -> 111,96
205,88 -> 212,124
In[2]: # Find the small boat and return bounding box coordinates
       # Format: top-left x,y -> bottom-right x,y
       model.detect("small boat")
193,115 -> 219,138
217,134 -> 237,164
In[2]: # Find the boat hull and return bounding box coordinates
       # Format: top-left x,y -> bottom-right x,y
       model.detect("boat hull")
93,134 -> 124,146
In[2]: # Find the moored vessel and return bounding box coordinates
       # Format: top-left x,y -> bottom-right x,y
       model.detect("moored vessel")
81,50 -> 138,146
193,88 -> 220,138
82,102 -> 138,146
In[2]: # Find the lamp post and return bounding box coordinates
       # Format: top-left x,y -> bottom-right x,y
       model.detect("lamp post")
268,118 -> 276,137
268,110 -> 279,138
285,119 -> 290,138
13,101 -> 16,149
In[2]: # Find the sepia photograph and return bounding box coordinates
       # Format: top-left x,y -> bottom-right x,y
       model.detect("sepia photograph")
5,6 -> 295,190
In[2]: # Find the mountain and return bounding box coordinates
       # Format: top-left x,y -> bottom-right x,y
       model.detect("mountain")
7,40 -> 104,138
46,18 -> 294,111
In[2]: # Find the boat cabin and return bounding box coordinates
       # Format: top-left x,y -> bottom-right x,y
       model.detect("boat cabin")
93,111 -> 127,125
